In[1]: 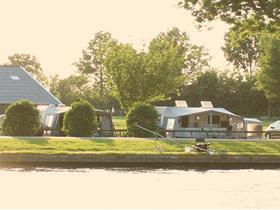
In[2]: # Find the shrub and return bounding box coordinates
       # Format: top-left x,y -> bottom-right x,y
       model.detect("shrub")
63,100 -> 97,137
2,100 -> 40,136
126,102 -> 159,137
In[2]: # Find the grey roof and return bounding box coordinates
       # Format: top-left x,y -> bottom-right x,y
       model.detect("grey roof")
0,66 -> 62,105
155,106 -> 241,118
244,118 -> 263,124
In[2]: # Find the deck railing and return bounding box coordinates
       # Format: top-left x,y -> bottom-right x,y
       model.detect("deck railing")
1,127 -> 279,139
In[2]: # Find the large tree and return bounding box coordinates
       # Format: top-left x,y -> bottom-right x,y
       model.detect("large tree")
105,28 -> 209,110
223,17 -> 279,75
223,17 -> 263,75
256,29 -> 280,117
148,27 -> 210,82
179,0 -> 280,26
104,44 -> 148,110
75,31 -> 117,96
8,53 -> 48,85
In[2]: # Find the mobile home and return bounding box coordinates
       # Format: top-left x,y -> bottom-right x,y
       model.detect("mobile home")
156,101 -> 245,138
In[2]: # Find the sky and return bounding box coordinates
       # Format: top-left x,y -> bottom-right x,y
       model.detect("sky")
0,0 -> 230,78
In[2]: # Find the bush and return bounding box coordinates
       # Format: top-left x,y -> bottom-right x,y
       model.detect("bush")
126,102 -> 159,137
2,100 -> 40,136
63,100 -> 97,137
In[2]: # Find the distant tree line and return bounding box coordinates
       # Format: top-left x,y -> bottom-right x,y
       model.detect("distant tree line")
3,0 -> 280,118
49,28 -> 210,113
178,0 -> 280,117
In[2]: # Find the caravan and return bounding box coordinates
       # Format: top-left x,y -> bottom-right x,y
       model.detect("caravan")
156,100 -> 246,138
38,105 -> 114,136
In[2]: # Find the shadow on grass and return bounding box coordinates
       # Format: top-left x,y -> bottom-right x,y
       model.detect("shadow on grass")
11,137 -> 51,145
11,137 -> 116,149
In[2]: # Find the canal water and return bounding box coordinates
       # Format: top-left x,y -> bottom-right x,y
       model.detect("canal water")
0,166 -> 279,209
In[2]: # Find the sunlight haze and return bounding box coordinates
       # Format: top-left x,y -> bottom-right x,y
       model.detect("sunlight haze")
0,0 -> 229,78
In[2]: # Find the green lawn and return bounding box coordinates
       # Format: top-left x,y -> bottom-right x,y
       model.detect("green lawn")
0,137 -> 279,155
112,116 -> 127,130
210,140 -> 280,155
0,137 -> 188,154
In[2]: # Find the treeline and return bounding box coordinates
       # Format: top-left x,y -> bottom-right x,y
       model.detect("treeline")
49,28 -> 210,113
156,71 -> 270,117
4,0 -> 280,118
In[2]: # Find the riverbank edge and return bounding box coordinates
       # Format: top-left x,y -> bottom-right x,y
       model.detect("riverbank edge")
0,153 -> 280,164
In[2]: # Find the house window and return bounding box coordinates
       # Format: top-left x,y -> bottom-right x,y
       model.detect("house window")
181,116 -> 189,128
212,115 -> 220,124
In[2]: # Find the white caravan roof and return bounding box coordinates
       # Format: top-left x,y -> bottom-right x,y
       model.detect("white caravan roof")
155,106 -> 241,118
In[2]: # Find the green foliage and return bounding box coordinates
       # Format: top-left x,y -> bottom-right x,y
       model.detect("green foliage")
63,100 -> 97,137
126,103 -> 159,137
166,70 -> 267,116
105,44 -> 146,110
147,27 -> 210,85
148,27 -> 209,76
2,100 -> 40,136
257,30 -> 280,99
49,74 -> 121,112
50,74 -> 91,105
223,17 -> 279,75
8,53 -> 48,85
256,29 -> 280,116
105,27 -> 209,110
223,17 -> 264,75
48,74 -> 61,99
75,31 -> 117,96
179,0 -> 280,26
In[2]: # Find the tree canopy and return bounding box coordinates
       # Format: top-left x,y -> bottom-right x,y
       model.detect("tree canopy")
8,53 -> 48,85
179,0 -> 280,25
223,17 -> 264,75
49,74 -> 91,105
222,17 -> 279,75
170,70 -> 268,116
75,31 -> 117,96
104,28 -> 209,110
148,27 -> 210,82
256,29 -> 280,116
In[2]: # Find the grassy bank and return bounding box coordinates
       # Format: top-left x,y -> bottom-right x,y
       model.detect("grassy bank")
0,137 -> 188,154
0,137 -> 279,156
